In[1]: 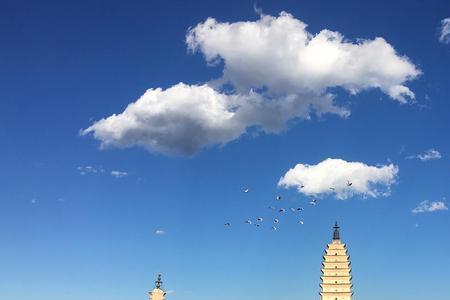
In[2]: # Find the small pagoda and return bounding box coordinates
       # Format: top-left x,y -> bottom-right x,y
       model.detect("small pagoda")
149,274 -> 166,300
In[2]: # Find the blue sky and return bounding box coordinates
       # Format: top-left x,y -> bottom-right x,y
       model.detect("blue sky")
1,0 -> 450,299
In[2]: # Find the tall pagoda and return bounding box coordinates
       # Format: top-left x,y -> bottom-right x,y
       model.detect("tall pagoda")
320,222 -> 353,300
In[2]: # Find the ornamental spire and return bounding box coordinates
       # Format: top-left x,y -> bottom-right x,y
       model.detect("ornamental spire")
155,274 -> 162,289
333,221 -> 340,240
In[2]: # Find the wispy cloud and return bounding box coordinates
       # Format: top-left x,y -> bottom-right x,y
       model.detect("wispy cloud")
407,149 -> 442,161
111,170 -> 128,178
77,166 -> 130,178
412,200 -> 448,213
77,165 -> 103,175
439,18 -> 450,44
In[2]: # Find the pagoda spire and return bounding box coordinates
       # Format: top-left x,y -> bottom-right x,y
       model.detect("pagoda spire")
155,274 -> 162,289
333,221 -> 340,240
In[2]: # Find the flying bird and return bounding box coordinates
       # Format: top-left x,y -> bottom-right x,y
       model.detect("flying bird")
224,223 -> 231,227
298,220 -> 304,225
245,219 -> 252,225
257,217 -> 263,222
347,181 -> 353,187
279,208 -> 286,213
276,195 -> 282,201
272,226 -> 277,231
274,219 -> 279,224
329,187 -> 335,191
300,185 -> 305,188
244,188 -> 250,193
309,199 -> 317,206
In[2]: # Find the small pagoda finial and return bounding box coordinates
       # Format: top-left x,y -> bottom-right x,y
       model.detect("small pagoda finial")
155,274 -> 162,289
333,222 -> 340,240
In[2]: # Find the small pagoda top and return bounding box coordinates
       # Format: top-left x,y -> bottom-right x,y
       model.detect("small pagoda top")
155,274 -> 163,289
333,222 -> 340,240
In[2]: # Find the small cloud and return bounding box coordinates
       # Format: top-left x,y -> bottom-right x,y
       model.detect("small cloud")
111,170 -> 128,178
412,200 -> 448,213
155,230 -> 166,235
439,18 -> 450,44
77,165 -> 99,175
278,158 -> 398,200
407,149 -> 442,161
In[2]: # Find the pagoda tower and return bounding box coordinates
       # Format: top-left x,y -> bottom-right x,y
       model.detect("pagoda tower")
320,222 -> 353,300
149,274 -> 166,300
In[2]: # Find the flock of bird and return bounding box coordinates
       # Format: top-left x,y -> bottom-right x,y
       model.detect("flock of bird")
224,180 -> 353,231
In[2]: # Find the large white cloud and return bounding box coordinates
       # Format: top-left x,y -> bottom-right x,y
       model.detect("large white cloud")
83,12 -> 420,155
187,12 -> 420,102
82,83 -> 347,155
439,18 -> 450,44
278,158 -> 398,199
82,83 -> 246,155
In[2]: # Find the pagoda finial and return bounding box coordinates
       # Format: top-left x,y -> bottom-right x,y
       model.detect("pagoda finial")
333,222 -> 340,240
155,274 -> 162,289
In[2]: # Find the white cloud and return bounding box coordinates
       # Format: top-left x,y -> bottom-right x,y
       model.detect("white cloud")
412,200 -> 448,213
155,229 -> 166,235
187,12 -> 420,102
83,12 -> 420,156
278,158 -> 398,199
82,83 -> 344,155
111,170 -> 128,178
439,18 -> 450,44
408,149 -> 442,161
83,84 -> 248,155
